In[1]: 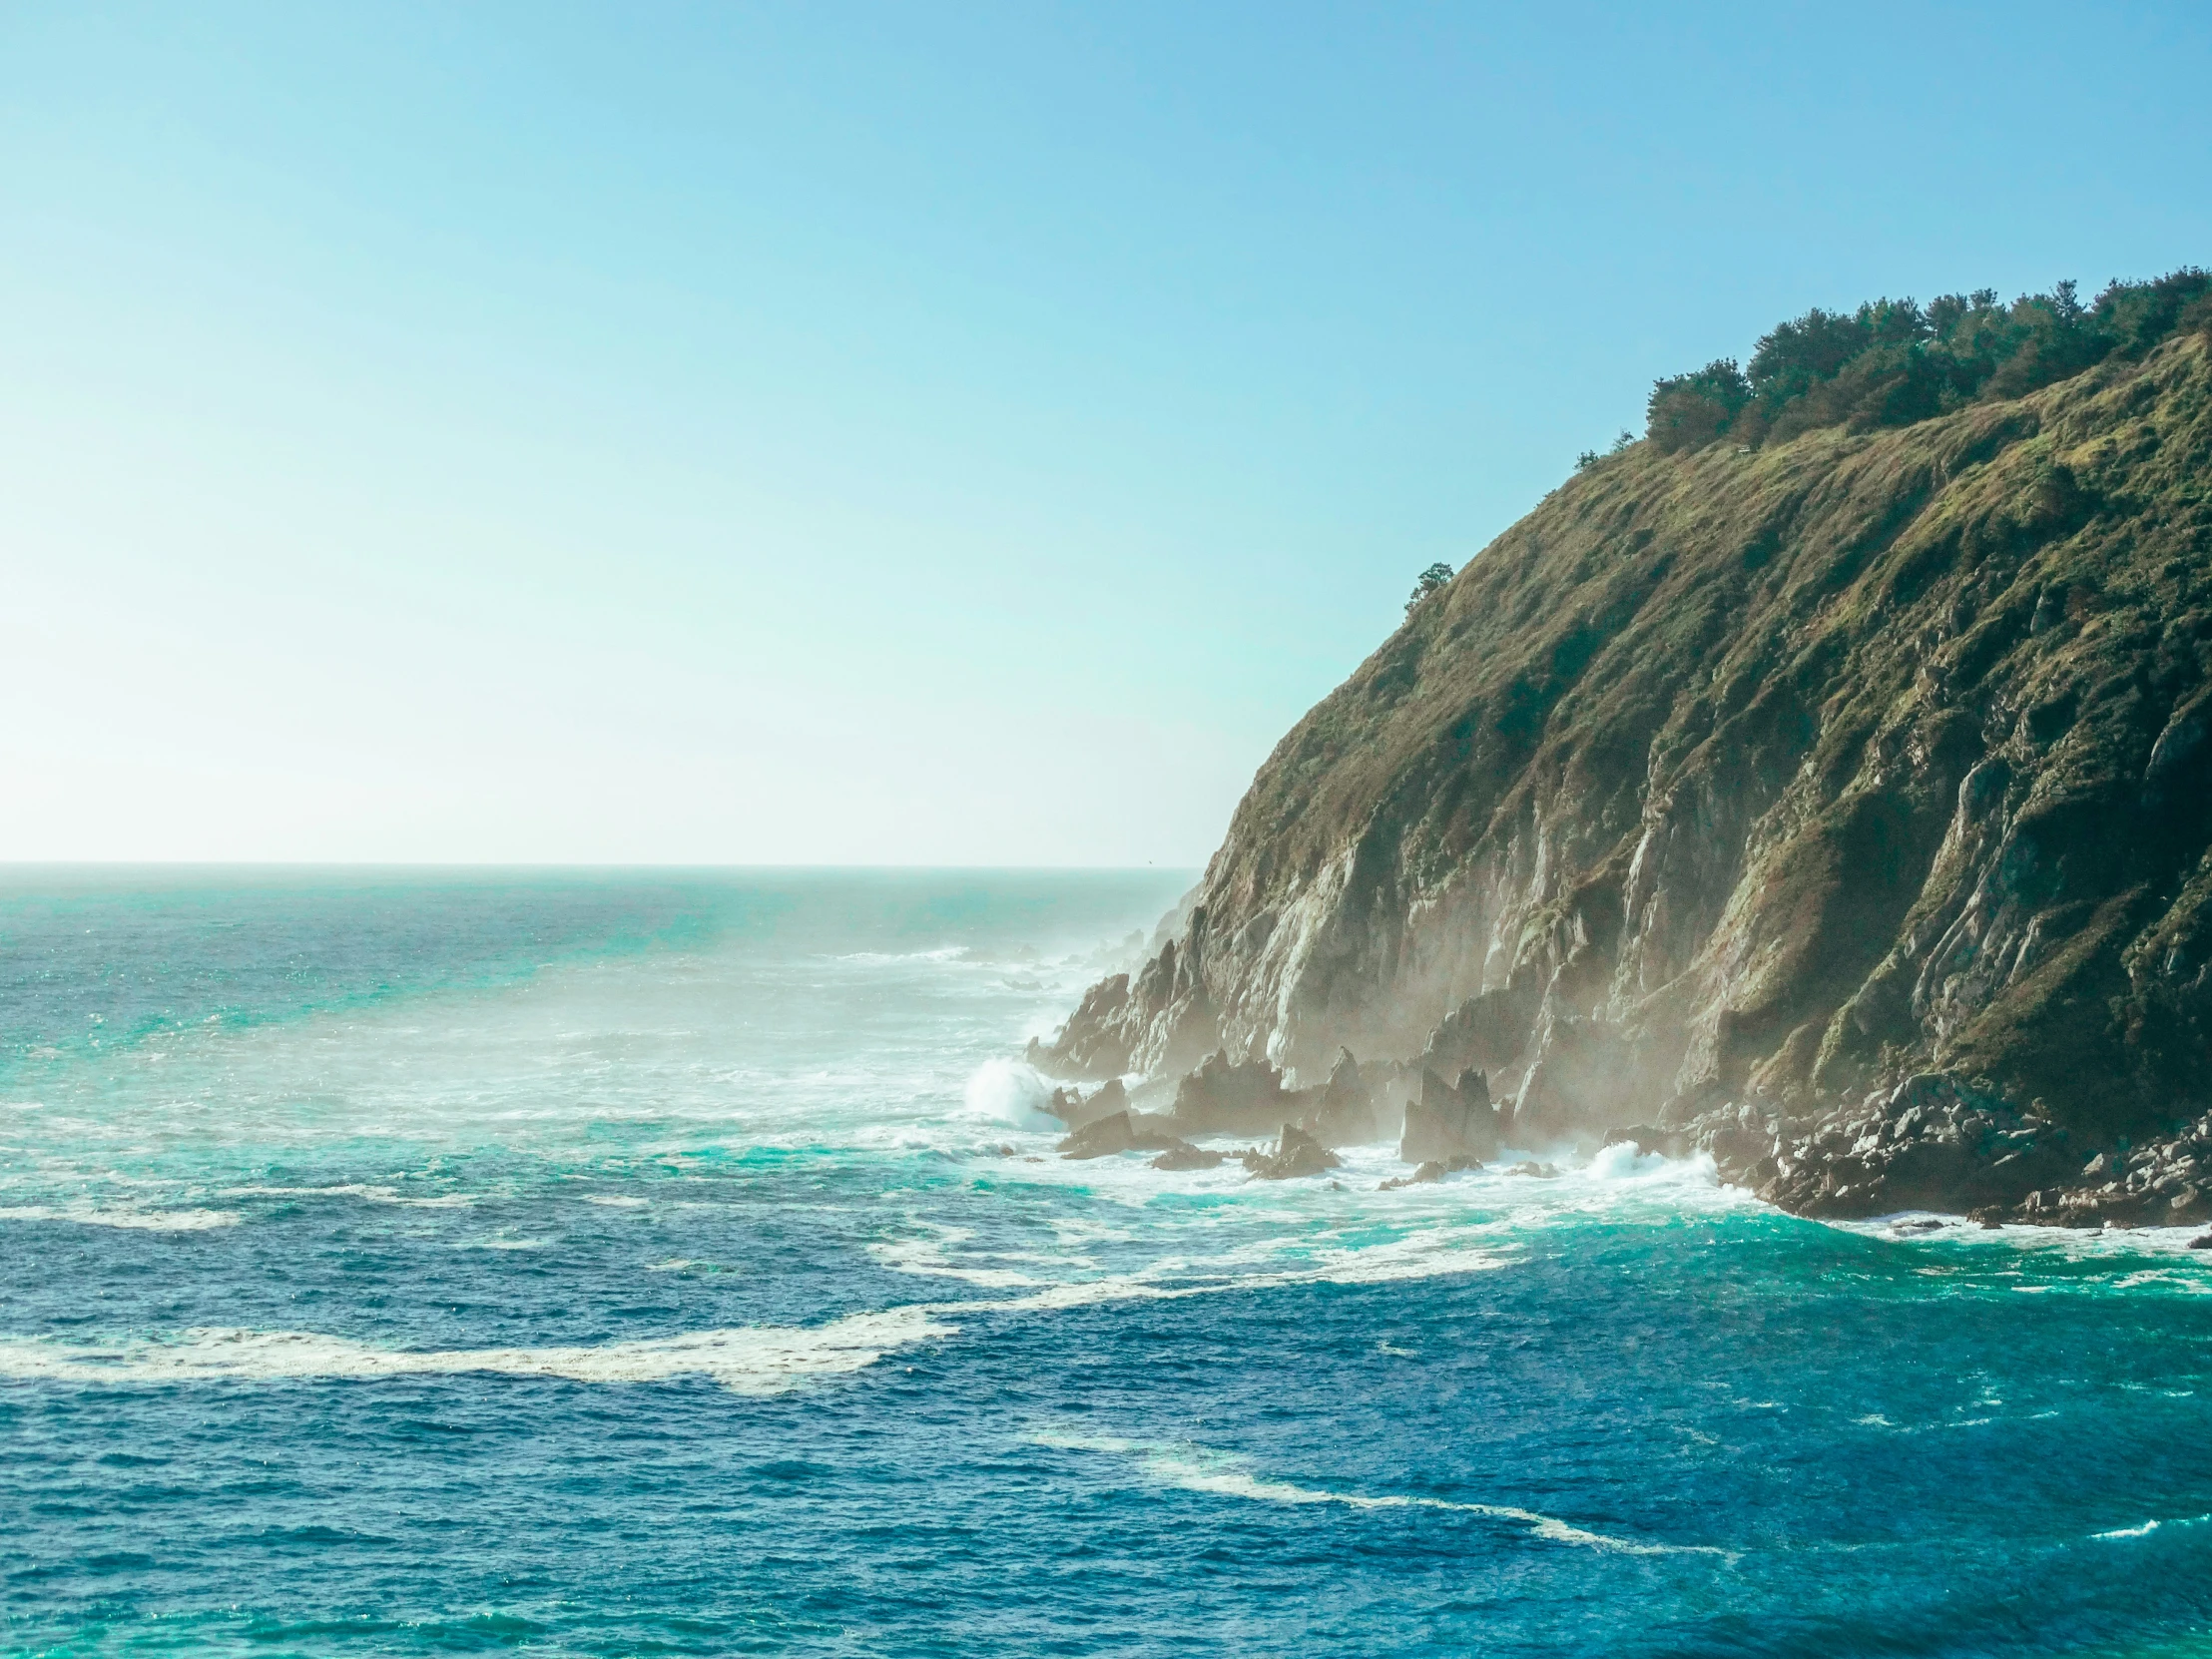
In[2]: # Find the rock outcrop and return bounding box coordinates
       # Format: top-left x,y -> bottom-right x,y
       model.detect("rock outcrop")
1046,1077 -> 1128,1131
1057,1111 -> 1193,1161
1036,327 -> 2212,1223
1241,1124 -> 1343,1181
1398,1067 -> 1502,1163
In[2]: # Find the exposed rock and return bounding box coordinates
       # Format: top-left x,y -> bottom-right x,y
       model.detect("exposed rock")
1505,1162 -> 1562,1179
1601,1124 -> 1684,1159
1028,975 -> 1134,1079
1399,1065 -> 1502,1163
1379,1154 -> 1482,1190
1056,1110 -> 1192,1161
1038,328 -> 2212,1222
1047,1077 -> 1128,1130
1676,1071 -> 2212,1225
1169,1049 -> 1304,1134
1303,1048 -> 1386,1146
1150,1145 -> 1230,1171
1242,1123 -> 1344,1181
1382,1160 -> 1448,1190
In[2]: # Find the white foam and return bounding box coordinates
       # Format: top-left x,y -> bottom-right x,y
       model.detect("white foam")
1031,1430 -> 1735,1559
0,1307 -> 954,1396
222,1184 -> 474,1208
1588,1141 -> 1665,1180
926,1226 -> 1513,1317
0,1205 -> 240,1232
870,1231 -> 1043,1289
960,1057 -> 1061,1133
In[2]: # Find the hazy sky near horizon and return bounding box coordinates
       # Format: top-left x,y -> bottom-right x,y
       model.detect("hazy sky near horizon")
5,3 -> 2209,864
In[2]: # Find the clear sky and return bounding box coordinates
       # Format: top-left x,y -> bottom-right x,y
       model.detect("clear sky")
4,2 -> 2208,865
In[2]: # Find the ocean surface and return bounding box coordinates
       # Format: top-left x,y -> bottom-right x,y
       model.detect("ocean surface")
5,868 -> 2212,1659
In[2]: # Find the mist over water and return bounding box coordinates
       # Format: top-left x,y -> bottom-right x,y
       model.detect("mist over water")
5,869 -> 2212,1657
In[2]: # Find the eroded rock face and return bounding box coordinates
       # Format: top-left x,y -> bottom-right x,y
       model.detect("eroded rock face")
1037,332 -> 2212,1218
1399,1067 -> 1500,1163
1169,1050 -> 1301,1134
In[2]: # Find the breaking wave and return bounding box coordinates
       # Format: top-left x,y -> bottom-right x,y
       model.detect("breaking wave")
960,1057 -> 1061,1132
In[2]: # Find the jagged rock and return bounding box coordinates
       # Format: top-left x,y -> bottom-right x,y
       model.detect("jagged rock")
1150,1145 -> 1229,1171
1687,1073 -> 2107,1221
1399,1066 -> 1501,1163
1047,1077 -> 1128,1131
1039,330 -> 2212,1220
1170,1049 -> 1304,1134
1242,1123 -> 1343,1181
1305,1048 -> 1383,1146
1378,1153 -> 1482,1191
1505,1161 -> 1561,1178
1027,975 -> 1134,1079
1381,1159 -> 1449,1190
1057,1110 -> 1191,1161
1031,931 -> 1219,1081
1421,984 -> 1537,1081
1602,1123 -> 1684,1159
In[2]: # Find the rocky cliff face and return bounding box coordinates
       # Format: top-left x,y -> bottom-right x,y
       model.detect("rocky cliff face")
1038,330 -> 2212,1222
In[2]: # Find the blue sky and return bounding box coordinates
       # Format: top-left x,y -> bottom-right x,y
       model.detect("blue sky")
4,2 -> 2208,863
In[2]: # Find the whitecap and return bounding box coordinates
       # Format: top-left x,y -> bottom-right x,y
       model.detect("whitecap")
222,1184 -> 473,1208
1030,1429 -> 1735,1560
0,1205 -> 240,1232
0,1307 -> 954,1396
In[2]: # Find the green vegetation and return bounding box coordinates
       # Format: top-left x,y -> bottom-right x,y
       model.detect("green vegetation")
1405,561 -> 1456,613
1573,430 -> 1637,471
1646,270 -> 2212,454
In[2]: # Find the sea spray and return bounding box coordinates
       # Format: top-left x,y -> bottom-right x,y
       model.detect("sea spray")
961,1056 -> 1061,1132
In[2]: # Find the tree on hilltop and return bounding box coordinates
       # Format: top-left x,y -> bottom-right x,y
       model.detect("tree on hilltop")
1640,268 -> 2212,455
1406,562 -> 1456,614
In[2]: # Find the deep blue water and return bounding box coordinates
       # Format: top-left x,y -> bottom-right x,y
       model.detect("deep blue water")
4,869 -> 2212,1658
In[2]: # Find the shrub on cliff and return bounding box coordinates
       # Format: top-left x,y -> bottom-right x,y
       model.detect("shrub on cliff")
1646,269 -> 2212,452
1405,561 -> 1456,613
1646,359 -> 1750,453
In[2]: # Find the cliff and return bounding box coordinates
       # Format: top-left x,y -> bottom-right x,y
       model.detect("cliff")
1038,325 -> 2212,1225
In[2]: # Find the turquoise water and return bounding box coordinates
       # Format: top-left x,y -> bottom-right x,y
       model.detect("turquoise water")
4,868 -> 2212,1658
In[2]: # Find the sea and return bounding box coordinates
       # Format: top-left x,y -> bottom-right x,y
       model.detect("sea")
4,867 -> 2212,1659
